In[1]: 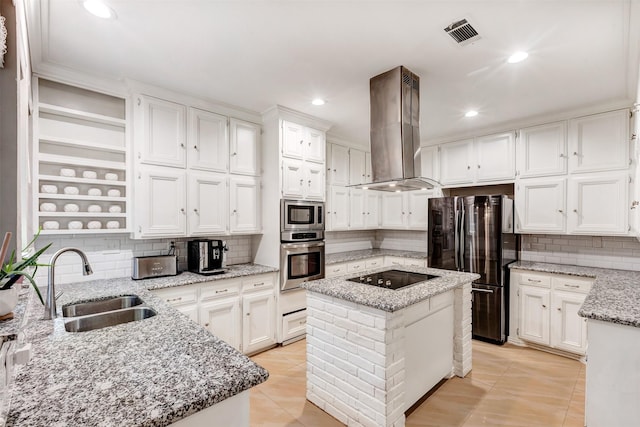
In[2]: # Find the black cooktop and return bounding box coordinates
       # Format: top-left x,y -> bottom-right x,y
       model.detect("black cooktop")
347,269 -> 440,290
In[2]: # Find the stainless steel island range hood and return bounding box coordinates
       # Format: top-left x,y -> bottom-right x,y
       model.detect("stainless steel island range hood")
358,66 -> 440,192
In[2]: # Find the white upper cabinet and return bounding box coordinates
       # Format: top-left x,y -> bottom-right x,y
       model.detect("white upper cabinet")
364,191 -> 380,229
281,159 -> 305,199
281,121 -> 325,163
420,145 -> 440,182
439,139 -> 475,185
567,171 -> 629,235
349,148 -> 367,185
407,191 -> 429,229
328,185 -> 350,231
136,94 -> 186,168
229,176 -> 261,234
475,132 -> 516,182
187,108 -> 228,173
381,192 -> 406,228
328,143 -> 350,186
515,177 -> 566,234
188,172 -> 228,236
136,165 -> 187,238
568,110 -> 630,173
517,122 -> 567,178
230,119 -> 261,176
305,163 -> 325,200
440,133 -> 515,185
349,188 -> 366,229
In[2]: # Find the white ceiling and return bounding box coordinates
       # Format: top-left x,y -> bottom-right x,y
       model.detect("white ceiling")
27,0 -> 640,146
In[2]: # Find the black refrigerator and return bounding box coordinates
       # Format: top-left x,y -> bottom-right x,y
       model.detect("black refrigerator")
427,195 -> 519,344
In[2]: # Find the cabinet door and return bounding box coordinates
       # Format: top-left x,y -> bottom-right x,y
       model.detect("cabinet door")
230,119 -> 260,176
188,172 -> 228,235
281,159 -> 304,198
551,291 -> 587,355
439,139 -> 474,185
305,163 -> 325,201
136,166 -> 186,237
305,127 -> 325,163
200,297 -> 241,351
517,122 -> 567,178
282,310 -> 307,344
515,177 -> 566,233
420,145 -> 440,182
242,289 -> 276,354
230,177 -> 260,233
175,304 -> 199,323
364,191 -> 380,229
407,191 -> 428,230
568,172 -> 629,235
475,132 -> 515,181
328,186 -> 350,230
381,192 -> 406,228
328,144 -> 350,185
187,108 -> 228,172
349,148 -> 366,185
568,109 -> 630,173
137,95 -> 186,168
365,152 -> 372,183
519,285 -> 550,346
349,188 -> 366,229
282,121 -> 305,159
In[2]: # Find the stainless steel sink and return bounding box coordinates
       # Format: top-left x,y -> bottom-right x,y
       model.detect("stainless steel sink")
62,295 -> 144,317
64,307 -> 157,333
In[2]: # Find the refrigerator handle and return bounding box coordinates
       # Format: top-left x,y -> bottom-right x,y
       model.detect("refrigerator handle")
454,208 -> 460,270
459,204 -> 466,271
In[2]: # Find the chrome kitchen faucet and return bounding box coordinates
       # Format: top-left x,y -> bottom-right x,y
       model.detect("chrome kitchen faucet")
44,248 -> 93,320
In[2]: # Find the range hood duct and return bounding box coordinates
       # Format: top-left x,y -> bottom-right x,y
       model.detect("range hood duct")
358,66 -> 440,192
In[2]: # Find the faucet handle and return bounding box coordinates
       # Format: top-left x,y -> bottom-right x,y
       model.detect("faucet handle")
55,291 -> 63,300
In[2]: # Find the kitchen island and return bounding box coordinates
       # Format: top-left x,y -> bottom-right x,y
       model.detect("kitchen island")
301,266 -> 479,427
3,265 -> 275,427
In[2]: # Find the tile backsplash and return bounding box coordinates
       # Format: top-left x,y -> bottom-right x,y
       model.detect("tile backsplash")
325,230 -> 428,254
33,235 -> 254,285
521,234 -> 640,271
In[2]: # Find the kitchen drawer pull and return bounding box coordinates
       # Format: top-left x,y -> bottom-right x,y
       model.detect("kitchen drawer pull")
472,288 -> 494,294
205,323 -> 209,327
253,282 -> 265,287
527,278 -> 542,283
562,284 -> 580,288
167,297 -> 182,302
542,304 -> 547,308
215,289 -> 229,294
299,320 -> 306,325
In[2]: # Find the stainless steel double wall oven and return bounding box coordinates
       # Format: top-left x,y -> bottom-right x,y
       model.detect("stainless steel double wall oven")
280,199 -> 325,292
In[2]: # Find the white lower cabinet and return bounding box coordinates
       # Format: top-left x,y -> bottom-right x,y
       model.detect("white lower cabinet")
200,296 -> 241,351
242,289 -> 276,354
152,273 -> 276,355
513,269 -> 590,355
281,310 -> 307,344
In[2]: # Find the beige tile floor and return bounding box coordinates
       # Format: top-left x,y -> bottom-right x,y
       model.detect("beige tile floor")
250,339 -> 585,427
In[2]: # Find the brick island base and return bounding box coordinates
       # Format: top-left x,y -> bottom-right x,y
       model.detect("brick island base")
305,283 -> 472,427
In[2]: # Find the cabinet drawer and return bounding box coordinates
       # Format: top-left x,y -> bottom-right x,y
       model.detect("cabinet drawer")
282,309 -> 307,343
241,274 -> 274,293
153,285 -> 199,306
326,263 -> 347,277
365,257 -> 383,269
385,256 -> 406,267
347,261 -> 366,273
404,258 -> 426,268
431,290 -> 454,312
200,279 -> 240,301
517,272 -> 551,288
552,276 -> 593,294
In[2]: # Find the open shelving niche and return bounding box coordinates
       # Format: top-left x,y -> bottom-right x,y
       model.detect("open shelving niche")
34,78 -> 130,234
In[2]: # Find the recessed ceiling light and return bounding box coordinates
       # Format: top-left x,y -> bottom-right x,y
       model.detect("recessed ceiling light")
507,51 -> 529,64
311,98 -> 325,106
83,0 -> 116,19
465,110 -> 479,118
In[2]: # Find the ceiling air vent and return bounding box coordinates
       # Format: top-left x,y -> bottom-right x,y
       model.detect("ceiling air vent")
444,19 -> 481,46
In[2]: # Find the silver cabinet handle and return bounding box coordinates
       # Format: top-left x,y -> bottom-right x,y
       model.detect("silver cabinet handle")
573,209 -> 578,213
180,208 -> 185,213
232,152 -> 237,156
559,153 -> 565,157
194,208 -> 199,213
300,140 -> 304,144
477,165 -> 481,169
527,278 -> 541,283
180,143 -> 185,148
573,152 -> 578,156
193,145 -> 198,150
215,289 -> 228,294
542,304 -> 547,308
467,165 -> 471,170
558,209 -> 563,213
562,284 -> 580,288
557,308 -> 561,312
253,282 -> 265,287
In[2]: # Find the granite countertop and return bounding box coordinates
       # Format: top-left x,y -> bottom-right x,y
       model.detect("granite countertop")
511,261 -> 640,328
4,264 -> 275,427
302,265 -> 479,312
325,248 -> 427,265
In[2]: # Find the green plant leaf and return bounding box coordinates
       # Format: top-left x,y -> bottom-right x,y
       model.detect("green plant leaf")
8,271 -> 44,305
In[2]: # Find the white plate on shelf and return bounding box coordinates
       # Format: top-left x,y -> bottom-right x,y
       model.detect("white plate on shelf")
43,221 -> 59,230
82,171 -> 97,179
63,186 -> 79,195
108,205 -> 122,213
41,185 -> 57,194
40,203 -> 57,212
104,173 -> 118,181
87,221 -> 102,229
60,168 -> 76,177
64,203 -> 80,212
106,221 -> 120,229
87,205 -> 102,213
107,189 -> 121,197
68,221 -> 83,230
88,188 -> 102,196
